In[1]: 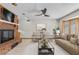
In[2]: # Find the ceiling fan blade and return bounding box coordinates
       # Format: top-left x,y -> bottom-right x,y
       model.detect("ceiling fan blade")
44,14 -> 50,17
36,14 -> 42,16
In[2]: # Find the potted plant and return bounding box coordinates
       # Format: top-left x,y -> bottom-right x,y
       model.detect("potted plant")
41,39 -> 48,48
53,29 -> 56,34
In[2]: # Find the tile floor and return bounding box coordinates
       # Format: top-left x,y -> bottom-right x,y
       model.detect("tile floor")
6,39 -> 70,55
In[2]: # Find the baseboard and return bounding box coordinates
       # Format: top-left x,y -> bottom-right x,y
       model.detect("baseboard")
21,38 -> 33,39
21,38 -> 53,39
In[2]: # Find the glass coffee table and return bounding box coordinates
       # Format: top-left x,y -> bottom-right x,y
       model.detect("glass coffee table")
38,39 -> 54,55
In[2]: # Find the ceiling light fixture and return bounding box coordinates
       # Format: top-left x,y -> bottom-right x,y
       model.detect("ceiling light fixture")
27,19 -> 30,23
22,13 -> 30,23
22,13 -> 26,15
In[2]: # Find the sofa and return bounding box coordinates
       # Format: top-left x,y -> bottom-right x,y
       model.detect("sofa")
55,34 -> 79,55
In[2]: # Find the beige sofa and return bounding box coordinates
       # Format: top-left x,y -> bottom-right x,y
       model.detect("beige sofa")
55,34 -> 79,55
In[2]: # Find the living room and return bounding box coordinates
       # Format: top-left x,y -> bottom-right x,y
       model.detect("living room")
0,3 -> 79,55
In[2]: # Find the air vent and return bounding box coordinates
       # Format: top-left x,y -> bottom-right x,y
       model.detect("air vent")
12,3 -> 17,6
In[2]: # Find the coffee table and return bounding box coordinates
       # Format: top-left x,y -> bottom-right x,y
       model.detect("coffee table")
38,39 -> 54,55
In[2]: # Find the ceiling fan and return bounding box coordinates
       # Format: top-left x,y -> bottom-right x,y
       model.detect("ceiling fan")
36,8 -> 50,17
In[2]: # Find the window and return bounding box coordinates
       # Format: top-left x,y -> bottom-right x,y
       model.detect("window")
64,21 -> 69,34
71,19 -> 76,34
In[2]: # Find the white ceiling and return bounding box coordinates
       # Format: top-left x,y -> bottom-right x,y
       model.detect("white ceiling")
1,3 -> 79,19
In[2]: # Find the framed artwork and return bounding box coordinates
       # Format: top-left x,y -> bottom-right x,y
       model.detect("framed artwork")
36,24 -> 46,31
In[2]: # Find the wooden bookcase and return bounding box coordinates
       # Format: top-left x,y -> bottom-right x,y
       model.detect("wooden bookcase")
0,5 -> 21,54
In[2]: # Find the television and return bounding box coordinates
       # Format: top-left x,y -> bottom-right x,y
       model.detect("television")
0,30 -> 14,44
3,8 -> 15,22
8,30 -> 14,39
0,31 -> 1,43
2,31 -> 9,43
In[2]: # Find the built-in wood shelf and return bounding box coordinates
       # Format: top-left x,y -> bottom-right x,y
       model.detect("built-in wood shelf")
0,19 -> 19,26
0,4 -> 21,54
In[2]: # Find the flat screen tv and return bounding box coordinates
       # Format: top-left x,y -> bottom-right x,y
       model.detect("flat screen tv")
2,31 -> 9,43
0,31 -> 1,43
8,30 -> 14,39
3,8 -> 15,22
0,30 -> 14,44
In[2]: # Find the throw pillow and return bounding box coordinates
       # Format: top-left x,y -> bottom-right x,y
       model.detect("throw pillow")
70,37 -> 77,45
77,35 -> 79,45
62,34 -> 67,40
67,34 -> 71,41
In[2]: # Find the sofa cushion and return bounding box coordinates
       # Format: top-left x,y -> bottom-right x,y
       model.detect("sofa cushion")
77,34 -> 79,45
67,34 -> 71,41
62,33 -> 67,40
61,34 -> 71,40
55,39 -> 79,54
70,37 -> 77,45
